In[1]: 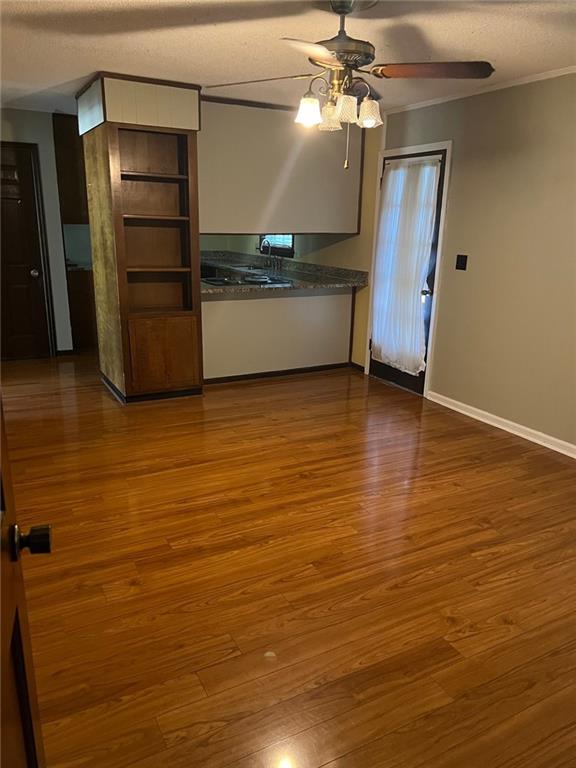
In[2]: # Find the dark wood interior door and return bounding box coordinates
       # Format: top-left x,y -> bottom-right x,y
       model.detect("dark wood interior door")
1,404 -> 49,767
1,143 -> 53,360
370,150 -> 446,395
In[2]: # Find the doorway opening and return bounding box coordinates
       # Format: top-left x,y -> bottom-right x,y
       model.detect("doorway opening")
369,145 -> 450,395
52,113 -> 97,353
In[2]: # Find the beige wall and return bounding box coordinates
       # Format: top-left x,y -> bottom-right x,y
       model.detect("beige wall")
386,74 -> 576,444
1,108 -> 73,350
297,126 -> 383,365
203,291 -> 352,379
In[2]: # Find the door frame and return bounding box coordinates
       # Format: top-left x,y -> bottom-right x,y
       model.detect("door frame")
1,141 -> 57,358
1,402 -> 47,766
364,140 -> 453,398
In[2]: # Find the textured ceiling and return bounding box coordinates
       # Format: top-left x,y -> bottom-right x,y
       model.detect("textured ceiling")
2,1 -> 575,114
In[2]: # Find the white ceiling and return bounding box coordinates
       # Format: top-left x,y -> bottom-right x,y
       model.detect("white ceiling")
2,1 -> 575,114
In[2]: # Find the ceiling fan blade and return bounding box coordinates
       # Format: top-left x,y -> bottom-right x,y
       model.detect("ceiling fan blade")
370,62 -> 495,79
282,37 -> 341,68
205,73 -> 316,89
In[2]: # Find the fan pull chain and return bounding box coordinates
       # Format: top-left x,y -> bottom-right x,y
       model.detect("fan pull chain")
344,122 -> 350,170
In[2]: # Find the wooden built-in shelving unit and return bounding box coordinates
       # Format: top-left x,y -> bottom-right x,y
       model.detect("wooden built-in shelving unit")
83,121 -> 203,401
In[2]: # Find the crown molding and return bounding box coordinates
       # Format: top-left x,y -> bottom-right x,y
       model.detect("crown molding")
382,65 -> 576,116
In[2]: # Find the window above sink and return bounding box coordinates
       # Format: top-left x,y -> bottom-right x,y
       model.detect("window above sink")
259,234 -> 294,258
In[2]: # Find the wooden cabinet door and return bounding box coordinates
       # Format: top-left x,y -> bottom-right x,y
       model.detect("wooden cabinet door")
1,405 -> 47,767
128,315 -> 201,395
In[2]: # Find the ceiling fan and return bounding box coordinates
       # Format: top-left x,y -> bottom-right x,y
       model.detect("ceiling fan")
205,0 -> 494,144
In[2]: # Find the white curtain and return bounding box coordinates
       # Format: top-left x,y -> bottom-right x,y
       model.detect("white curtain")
371,156 -> 441,375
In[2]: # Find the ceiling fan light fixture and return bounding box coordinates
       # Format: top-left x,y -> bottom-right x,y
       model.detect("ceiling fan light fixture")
295,93 -> 322,127
318,102 -> 342,132
357,96 -> 383,128
334,93 -> 358,124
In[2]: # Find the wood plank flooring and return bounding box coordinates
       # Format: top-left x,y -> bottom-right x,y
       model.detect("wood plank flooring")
2,355 -> 576,768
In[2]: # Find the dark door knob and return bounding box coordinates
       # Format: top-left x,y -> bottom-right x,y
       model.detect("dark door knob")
9,524 -> 52,561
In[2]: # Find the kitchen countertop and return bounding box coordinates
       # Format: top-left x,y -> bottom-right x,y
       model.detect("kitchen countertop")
200,251 -> 368,296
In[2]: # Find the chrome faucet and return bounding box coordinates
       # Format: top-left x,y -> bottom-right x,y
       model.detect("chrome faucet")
260,239 -> 272,269
260,239 -> 283,274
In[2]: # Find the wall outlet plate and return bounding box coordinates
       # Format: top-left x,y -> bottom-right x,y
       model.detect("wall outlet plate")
456,254 -> 468,270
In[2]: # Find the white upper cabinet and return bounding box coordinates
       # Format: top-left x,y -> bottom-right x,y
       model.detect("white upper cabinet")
197,100 -> 363,234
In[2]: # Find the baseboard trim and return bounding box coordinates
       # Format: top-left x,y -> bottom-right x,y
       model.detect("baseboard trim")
426,391 -> 576,460
101,373 -> 202,403
101,373 -> 127,404
349,362 -> 365,373
204,363 -> 351,385
124,386 -> 203,402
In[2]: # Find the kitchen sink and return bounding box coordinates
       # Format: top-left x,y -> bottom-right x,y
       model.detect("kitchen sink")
201,262 -> 294,287
203,277 -> 243,286
203,274 -> 293,288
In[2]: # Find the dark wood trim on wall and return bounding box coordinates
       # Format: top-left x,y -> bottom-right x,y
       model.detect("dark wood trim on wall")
356,129 -> 367,235
95,122 -> 196,136
101,372 -> 127,403
201,231 -> 359,236
201,95 -> 294,112
204,362 -> 352,385
101,77 -> 107,123
348,287 -> 356,363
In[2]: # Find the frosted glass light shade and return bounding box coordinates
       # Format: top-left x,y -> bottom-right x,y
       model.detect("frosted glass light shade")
357,96 -> 383,128
318,102 -> 342,132
294,96 -> 322,127
335,93 -> 358,124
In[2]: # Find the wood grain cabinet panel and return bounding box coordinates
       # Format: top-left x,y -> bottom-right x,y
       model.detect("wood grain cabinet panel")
83,120 -> 203,401
129,316 -> 201,393
118,130 -> 184,175
121,180 -> 181,216
52,113 -> 89,224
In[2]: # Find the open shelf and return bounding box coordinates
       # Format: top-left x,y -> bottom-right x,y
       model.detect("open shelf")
128,308 -> 195,317
123,220 -> 190,270
123,214 -> 189,222
121,170 -> 188,182
126,267 -> 191,273
121,177 -> 186,217
127,271 -> 191,313
119,129 -> 187,176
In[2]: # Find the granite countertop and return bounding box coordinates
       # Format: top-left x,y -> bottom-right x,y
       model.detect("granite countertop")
200,251 -> 368,296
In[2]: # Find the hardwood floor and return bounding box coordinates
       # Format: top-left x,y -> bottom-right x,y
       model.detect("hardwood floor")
2,355 -> 576,768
